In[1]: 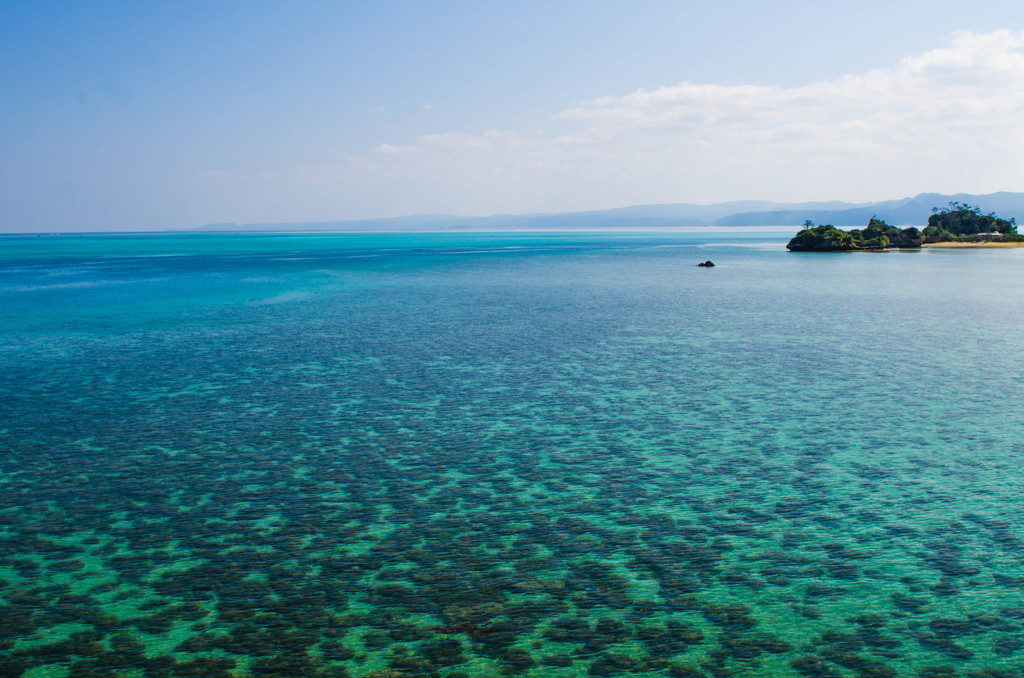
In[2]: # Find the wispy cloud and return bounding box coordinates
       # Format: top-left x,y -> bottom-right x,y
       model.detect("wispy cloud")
338,30 -> 1024,211
205,31 -> 1024,219
554,30 -> 1024,155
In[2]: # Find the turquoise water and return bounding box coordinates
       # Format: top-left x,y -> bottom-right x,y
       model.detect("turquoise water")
2,231 -> 1024,678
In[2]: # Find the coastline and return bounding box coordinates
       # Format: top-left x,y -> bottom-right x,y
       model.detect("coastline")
922,241 -> 1024,248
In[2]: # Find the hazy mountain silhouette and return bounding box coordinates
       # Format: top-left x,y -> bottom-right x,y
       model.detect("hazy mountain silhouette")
200,192 -> 1024,232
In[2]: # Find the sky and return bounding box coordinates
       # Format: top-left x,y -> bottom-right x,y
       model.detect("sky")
2,1 -> 1023,231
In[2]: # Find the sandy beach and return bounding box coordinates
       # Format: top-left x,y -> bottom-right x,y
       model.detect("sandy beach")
922,241 -> 1024,248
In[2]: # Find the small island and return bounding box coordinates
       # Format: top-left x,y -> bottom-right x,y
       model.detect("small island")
786,203 -> 1023,251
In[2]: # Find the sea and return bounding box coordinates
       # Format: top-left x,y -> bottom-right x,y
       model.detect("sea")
2,230 -> 1024,678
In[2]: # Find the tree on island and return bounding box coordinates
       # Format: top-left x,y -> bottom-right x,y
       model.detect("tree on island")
787,217 -> 922,251
922,202 -> 1020,243
788,204 -> 1022,251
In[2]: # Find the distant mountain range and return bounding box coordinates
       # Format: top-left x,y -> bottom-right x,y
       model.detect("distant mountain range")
200,191 -> 1024,232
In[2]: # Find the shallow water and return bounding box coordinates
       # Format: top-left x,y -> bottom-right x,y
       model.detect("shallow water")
2,231 -> 1024,677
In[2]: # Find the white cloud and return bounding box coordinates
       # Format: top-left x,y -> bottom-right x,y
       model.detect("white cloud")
552,29 -> 1024,164
220,31 -> 1024,218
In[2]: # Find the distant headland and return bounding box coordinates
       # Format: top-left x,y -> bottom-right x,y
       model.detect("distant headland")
786,203 -> 1023,252
195,191 -> 1024,234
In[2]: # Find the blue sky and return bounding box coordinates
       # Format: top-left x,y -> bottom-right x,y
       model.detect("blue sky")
2,1 -> 1023,231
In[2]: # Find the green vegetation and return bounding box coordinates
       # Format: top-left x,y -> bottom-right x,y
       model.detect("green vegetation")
923,202 -> 1022,243
787,204 -> 1022,251
786,218 -> 921,252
